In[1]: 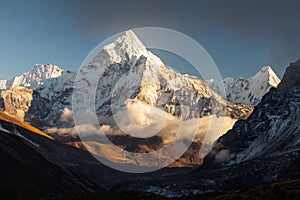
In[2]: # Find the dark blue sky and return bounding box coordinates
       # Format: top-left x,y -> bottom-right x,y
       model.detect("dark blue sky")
1,0 -> 300,79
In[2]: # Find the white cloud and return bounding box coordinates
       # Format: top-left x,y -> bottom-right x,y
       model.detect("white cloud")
59,108 -> 74,123
215,149 -> 230,163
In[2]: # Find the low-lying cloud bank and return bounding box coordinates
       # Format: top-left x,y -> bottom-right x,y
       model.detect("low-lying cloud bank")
47,100 -> 236,149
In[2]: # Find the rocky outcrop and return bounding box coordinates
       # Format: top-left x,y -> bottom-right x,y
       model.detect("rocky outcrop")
1,86 -> 33,121
0,93 -> 4,111
278,59 -> 300,90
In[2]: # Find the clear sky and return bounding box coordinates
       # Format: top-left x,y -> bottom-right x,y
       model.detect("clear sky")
1,0 -> 300,79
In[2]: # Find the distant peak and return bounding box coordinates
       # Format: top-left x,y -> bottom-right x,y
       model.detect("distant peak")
252,66 -> 280,87
0,63 -> 65,90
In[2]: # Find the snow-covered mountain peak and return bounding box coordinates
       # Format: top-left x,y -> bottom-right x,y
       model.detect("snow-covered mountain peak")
207,66 -> 281,106
0,64 -> 64,90
103,30 -> 147,60
89,30 -> 164,72
253,66 -> 280,87
31,64 -> 63,78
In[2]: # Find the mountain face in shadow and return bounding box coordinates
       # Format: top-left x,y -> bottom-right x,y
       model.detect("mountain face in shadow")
203,59 -> 300,171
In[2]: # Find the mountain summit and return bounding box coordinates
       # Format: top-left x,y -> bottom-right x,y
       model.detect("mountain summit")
103,30 -> 148,62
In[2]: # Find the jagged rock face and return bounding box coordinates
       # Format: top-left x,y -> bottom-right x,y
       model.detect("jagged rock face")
0,85 -> 62,128
32,70 -> 76,128
206,66 -> 281,106
1,86 -> 33,121
24,91 -> 53,128
0,81 -> 5,89
0,93 -> 4,110
278,59 -> 300,90
203,60 -> 300,173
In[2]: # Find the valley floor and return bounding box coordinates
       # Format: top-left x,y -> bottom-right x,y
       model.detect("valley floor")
66,179 -> 300,200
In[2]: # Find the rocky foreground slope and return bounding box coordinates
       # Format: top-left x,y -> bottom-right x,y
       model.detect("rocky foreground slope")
0,111 -> 96,199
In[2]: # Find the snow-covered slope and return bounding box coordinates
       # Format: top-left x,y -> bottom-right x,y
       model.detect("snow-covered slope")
0,64 -> 63,90
206,66 -> 281,106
